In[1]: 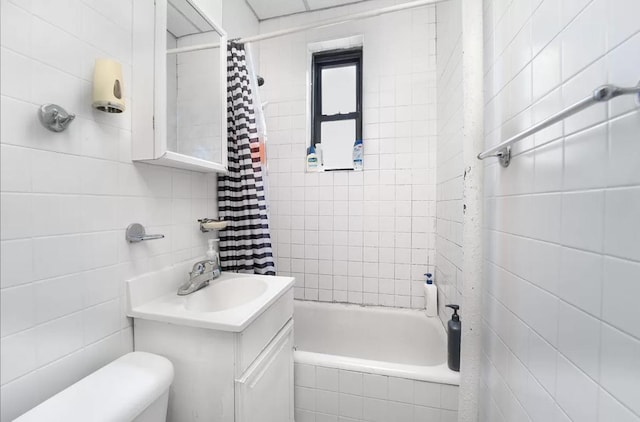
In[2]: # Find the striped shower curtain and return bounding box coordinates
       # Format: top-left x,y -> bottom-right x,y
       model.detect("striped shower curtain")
217,42 -> 276,275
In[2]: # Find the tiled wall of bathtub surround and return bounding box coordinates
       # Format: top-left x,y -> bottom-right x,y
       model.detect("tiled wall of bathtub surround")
480,0 -> 640,421
0,0 -> 258,420
434,0 -> 464,327
259,1 -> 438,308
294,363 -> 458,422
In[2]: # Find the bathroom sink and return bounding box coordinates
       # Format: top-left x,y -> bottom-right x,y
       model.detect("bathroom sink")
184,277 -> 268,312
126,265 -> 294,332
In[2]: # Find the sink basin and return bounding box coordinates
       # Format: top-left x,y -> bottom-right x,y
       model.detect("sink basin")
126,266 -> 294,332
185,277 -> 268,312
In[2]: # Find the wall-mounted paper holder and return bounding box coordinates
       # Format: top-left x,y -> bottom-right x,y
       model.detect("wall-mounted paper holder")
125,223 -> 165,242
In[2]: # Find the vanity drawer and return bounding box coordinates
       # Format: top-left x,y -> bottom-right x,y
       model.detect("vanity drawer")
235,320 -> 294,422
235,287 -> 293,376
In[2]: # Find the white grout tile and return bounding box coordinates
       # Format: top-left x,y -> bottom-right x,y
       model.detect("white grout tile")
0,48 -> 34,101
388,376 -> 414,404
0,329 -> 37,385
600,324 -> 640,415
527,331 -> 557,395
560,0 -> 607,81
363,373 -> 387,399
440,384 -> 459,411
0,284 -> 36,337
563,123 -> 608,190
0,239 -> 34,288
560,190 -> 604,253
607,35 -> 640,118
441,409 -> 458,422
339,370 -> 363,396
0,193 -> 34,241
33,273 -> 84,324
296,386 -> 317,411
597,388 -> 640,422
33,312 -> 84,367
606,0 -> 640,49
557,247 -> 603,316
557,302 -> 601,380
603,187 -> 640,262
296,363 -> 317,388
0,144 -> 31,193
317,366 -> 340,391
316,389 -> 339,415
0,366 -> 45,421
608,111 -> 640,187
338,393 -> 363,419
363,397 -> 388,422
556,355 -> 599,422
82,299 -> 120,345
523,374 -> 561,422
602,257 -> 640,339
413,380 -> 441,408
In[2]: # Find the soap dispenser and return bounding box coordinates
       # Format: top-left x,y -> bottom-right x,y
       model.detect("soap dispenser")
446,304 -> 461,372
206,238 -> 217,260
206,238 -> 221,268
423,273 -> 437,317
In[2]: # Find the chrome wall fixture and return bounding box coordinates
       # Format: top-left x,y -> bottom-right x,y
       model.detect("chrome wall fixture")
38,104 -> 75,132
125,223 -> 165,242
478,82 -> 640,168
198,218 -> 229,233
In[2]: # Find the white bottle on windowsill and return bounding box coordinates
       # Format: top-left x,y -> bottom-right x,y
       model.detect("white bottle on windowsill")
424,273 -> 438,317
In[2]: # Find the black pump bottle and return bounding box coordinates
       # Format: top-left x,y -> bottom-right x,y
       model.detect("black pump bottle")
446,304 -> 461,372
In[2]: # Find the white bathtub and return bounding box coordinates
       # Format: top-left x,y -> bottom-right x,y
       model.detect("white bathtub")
293,300 -> 460,422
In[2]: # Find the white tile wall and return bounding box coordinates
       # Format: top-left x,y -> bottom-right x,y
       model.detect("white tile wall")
0,0 -> 258,420
259,0 -> 438,308
435,0 -> 464,327
479,0 -> 640,421
294,363 -> 458,422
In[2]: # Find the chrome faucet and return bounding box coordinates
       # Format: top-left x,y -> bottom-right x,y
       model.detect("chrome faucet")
177,252 -> 221,296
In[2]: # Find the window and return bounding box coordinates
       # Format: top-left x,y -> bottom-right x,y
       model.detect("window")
311,48 -> 362,170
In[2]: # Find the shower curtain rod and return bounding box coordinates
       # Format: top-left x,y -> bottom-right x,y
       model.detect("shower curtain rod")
166,0 -> 445,55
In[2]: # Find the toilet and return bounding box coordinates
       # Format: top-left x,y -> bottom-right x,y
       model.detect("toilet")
13,352 -> 174,422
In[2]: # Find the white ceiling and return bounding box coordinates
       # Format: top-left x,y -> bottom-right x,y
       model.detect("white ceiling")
245,0 -> 368,21
167,0 -> 215,38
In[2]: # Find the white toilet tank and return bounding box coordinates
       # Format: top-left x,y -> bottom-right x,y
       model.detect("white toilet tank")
13,352 -> 174,422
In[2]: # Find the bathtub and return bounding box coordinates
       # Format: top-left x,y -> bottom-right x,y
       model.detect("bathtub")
293,300 -> 460,422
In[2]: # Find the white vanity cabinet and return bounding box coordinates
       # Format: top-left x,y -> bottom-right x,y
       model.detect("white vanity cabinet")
235,320 -> 294,422
126,268 -> 295,422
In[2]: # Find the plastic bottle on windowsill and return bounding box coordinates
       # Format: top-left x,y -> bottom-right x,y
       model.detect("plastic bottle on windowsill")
306,144 -> 318,172
352,139 -> 363,170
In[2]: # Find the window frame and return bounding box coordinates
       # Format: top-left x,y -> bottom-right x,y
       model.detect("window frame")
311,48 -> 363,158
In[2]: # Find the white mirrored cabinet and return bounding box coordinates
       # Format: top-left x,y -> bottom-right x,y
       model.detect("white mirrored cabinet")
133,0 -> 228,172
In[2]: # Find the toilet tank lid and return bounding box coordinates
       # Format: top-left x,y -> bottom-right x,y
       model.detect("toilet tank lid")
14,352 -> 174,422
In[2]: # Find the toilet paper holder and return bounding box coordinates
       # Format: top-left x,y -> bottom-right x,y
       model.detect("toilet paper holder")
126,223 -> 165,243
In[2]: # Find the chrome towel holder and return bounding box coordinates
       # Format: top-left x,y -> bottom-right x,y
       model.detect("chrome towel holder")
478,81 -> 640,167
125,223 -> 165,243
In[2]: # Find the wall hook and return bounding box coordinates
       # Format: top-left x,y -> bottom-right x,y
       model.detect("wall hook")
38,104 -> 75,132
